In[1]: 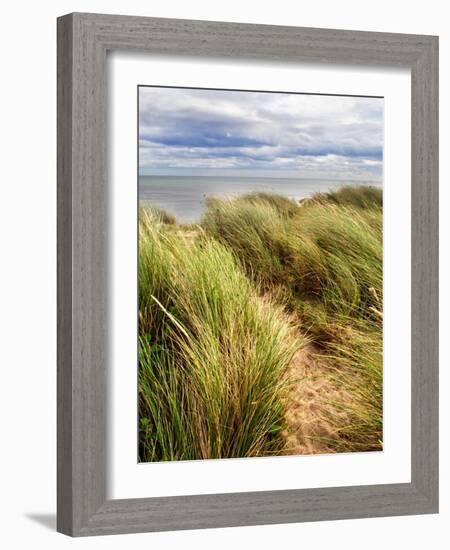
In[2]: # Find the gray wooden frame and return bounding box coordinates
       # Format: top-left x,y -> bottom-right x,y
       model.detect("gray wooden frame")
57,12 -> 439,537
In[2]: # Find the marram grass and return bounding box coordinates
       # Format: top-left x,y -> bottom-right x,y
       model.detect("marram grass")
138,209 -> 300,461
139,185 -> 383,459
202,187 -> 383,453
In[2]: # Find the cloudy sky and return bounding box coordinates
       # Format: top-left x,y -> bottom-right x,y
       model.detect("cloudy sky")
139,86 -> 383,181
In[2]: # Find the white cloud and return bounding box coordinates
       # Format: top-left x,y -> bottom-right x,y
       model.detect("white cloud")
138,86 -> 383,181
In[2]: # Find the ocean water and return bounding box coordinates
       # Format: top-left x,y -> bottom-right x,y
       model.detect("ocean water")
139,175 -> 380,223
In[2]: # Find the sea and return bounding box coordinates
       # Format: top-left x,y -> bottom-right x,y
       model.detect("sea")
139,175 -> 381,223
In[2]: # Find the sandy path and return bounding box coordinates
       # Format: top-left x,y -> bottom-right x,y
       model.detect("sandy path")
282,343 -> 353,455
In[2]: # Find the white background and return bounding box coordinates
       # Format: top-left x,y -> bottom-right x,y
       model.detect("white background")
0,1 -> 447,549
109,55 -> 411,498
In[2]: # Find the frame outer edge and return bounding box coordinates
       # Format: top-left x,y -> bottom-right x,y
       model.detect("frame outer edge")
75,12 -> 109,534
77,484 -> 429,536
57,13 -> 74,536
74,11 -> 428,65
58,12 -> 110,535
411,36 -> 439,509
57,12 -> 439,536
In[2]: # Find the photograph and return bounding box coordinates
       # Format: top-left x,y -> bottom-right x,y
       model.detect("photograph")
138,85 -> 384,462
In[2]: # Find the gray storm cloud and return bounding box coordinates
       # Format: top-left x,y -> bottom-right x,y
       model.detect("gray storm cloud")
139,86 -> 383,181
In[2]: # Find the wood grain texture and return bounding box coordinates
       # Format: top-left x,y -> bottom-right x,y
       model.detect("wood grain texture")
57,12 -> 439,536
57,13 -> 73,535
410,36 -> 439,506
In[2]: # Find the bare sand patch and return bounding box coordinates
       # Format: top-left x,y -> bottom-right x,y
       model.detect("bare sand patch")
283,343 -> 353,455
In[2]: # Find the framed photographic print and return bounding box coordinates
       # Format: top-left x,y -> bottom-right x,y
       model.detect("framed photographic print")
57,13 -> 438,536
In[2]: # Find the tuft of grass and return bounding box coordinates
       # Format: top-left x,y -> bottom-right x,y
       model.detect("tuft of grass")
312,185 -> 382,209
140,204 -> 177,225
323,324 -> 382,452
202,197 -> 290,285
236,191 -> 299,218
290,202 -> 382,318
203,193 -> 382,319
138,215 -> 301,462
